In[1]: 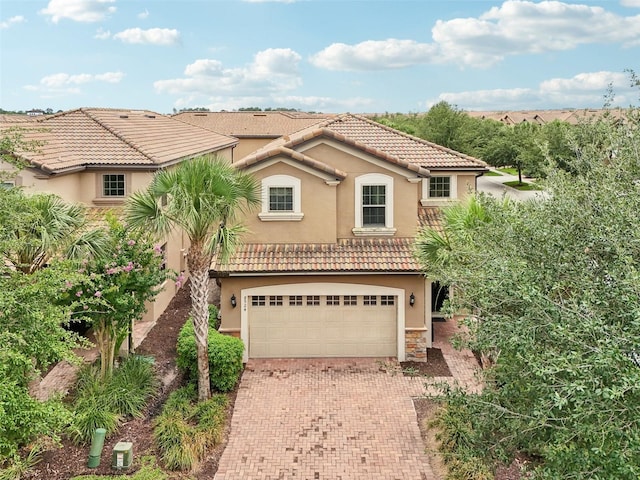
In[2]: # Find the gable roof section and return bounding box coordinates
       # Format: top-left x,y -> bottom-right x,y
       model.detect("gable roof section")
173,111 -> 334,138
237,114 -> 485,174
212,238 -> 421,275
7,108 -> 237,174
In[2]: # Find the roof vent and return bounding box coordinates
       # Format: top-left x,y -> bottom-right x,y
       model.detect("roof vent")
194,113 -> 207,116
119,115 -> 129,119
144,114 -> 156,119
253,114 -> 267,117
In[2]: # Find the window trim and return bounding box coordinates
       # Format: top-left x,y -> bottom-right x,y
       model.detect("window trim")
421,175 -> 457,206
95,172 -> 131,204
259,174 -> 303,221
353,173 -> 396,236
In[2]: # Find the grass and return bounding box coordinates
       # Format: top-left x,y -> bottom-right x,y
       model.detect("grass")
503,180 -> 543,191
484,170 -> 502,177
497,167 -> 518,175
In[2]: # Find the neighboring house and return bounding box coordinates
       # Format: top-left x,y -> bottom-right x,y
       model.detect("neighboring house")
467,108 -> 626,125
0,107 -> 238,321
174,110 -> 334,159
212,113 -> 488,362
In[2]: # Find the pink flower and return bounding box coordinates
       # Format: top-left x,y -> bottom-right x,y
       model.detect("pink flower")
127,240 -> 136,246
106,268 -> 118,275
65,280 -> 73,289
76,290 -> 83,297
123,262 -> 134,272
154,244 -> 163,254
94,291 -> 102,297
83,305 -> 89,310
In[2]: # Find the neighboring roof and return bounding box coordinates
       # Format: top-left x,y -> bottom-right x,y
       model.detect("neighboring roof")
418,207 -> 443,231
237,114 -> 486,173
0,114 -> 41,124
467,108 -> 627,126
4,108 -> 237,175
173,110 -> 334,138
212,238 -> 421,275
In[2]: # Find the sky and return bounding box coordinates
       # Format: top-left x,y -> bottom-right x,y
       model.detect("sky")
1,0 -> 639,115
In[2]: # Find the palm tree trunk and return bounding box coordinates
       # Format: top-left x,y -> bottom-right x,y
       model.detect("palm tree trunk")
188,249 -> 212,401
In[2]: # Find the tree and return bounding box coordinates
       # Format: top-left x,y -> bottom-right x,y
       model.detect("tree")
126,155 -> 259,401
0,189 -> 109,274
417,101 -> 470,152
59,219 -> 167,379
415,106 -> 640,477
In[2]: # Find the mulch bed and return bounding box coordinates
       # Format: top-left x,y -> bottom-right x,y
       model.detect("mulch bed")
400,347 -> 452,377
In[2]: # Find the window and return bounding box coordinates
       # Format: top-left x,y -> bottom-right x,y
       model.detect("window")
326,295 -> 340,306
354,173 -> 395,236
343,295 -> 357,306
381,295 -> 395,306
363,295 -> 377,306
102,174 -> 125,197
362,185 -> 386,226
422,175 -> 457,205
289,295 -> 303,306
252,296 -> 266,306
159,243 -> 167,270
306,295 -> 320,306
259,175 -> 303,221
269,295 -> 283,306
429,177 -> 451,198
269,187 -> 293,211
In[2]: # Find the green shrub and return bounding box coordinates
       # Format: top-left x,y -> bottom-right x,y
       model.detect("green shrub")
153,386 -> 228,471
176,317 -> 244,392
69,355 -> 157,444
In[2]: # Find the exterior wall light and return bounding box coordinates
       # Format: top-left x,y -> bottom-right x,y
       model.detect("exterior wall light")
231,294 -> 237,308
409,292 -> 415,307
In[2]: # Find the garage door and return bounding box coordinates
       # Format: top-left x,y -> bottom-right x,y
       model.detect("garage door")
249,294 -> 397,358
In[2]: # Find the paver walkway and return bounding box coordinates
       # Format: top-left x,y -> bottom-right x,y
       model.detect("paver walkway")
214,318 -> 480,480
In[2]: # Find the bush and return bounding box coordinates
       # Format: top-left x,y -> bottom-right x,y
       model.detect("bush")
176,315 -> 244,392
68,355 -> 157,444
153,385 -> 228,471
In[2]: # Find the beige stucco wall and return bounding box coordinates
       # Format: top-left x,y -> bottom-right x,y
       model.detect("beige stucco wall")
217,274 -> 428,332
233,138 -> 277,161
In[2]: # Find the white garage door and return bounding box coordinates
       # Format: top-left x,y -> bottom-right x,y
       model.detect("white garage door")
249,294 -> 397,358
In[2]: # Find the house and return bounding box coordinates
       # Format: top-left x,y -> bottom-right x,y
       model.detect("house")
173,110 -> 335,159
211,113 -> 488,362
0,107 -> 238,321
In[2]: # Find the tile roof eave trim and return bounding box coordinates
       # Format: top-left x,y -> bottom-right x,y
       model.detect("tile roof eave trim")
210,270 -> 422,277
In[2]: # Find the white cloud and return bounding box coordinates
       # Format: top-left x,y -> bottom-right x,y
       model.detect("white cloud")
94,27 -> 111,39
310,39 -> 438,71
430,71 -> 634,110
40,0 -> 116,23
24,71 -> 124,96
138,9 -> 149,19
311,1 -> 640,71
113,27 -> 180,46
621,0 -> 640,7
155,48 -> 303,98
0,15 -> 26,29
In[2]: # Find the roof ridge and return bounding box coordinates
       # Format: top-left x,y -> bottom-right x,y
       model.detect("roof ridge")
80,108 -> 157,163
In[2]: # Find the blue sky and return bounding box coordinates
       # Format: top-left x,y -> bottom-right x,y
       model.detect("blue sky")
1,0 -> 639,114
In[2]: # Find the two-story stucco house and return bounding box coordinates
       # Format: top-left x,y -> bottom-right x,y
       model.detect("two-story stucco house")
1,108 -> 237,321
210,113 -> 488,362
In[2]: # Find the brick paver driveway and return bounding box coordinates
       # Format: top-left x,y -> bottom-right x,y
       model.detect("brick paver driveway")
214,358 -> 437,480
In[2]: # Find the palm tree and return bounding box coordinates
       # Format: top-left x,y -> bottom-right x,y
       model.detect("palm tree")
125,155 -> 259,401
0,189 -> 109,274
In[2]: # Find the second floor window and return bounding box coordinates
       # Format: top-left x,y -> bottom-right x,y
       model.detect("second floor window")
429,176 -> 451,198
362,185 -> 386,226
103,174 -> 125,197
269,186 -> 293,212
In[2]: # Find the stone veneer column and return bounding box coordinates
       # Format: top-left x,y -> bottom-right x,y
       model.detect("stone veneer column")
405,330 -> 428,362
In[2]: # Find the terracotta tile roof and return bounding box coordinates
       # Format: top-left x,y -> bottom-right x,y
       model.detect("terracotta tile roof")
467,108 -> 627,125
173,111 -> 334,137
418,207 -> 443,231
239,114 -> 485,173
212,237 -> 422,275
7,108 -> 237,174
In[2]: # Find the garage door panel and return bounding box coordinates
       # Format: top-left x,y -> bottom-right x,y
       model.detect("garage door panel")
249,294 -> 397,358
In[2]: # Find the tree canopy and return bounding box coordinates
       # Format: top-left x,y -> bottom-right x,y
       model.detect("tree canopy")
415,107 -> 640,477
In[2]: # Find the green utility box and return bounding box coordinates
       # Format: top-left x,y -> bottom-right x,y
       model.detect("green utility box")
112,441 -> 133,470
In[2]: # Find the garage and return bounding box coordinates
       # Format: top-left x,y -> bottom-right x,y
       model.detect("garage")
242,284 -> 404,358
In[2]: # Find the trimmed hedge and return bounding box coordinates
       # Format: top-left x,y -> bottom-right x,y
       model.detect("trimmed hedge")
176,311 -> 244,393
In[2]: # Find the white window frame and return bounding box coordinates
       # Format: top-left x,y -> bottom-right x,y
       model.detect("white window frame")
353,173 -> 396,236
421,175 -> 457,206
259,174 -> 303,221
